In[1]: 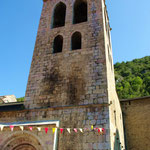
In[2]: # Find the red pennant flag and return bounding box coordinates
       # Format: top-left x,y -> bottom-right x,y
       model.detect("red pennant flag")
98,129 -> 100,133
45,128 -> 48,134
29,127 -> 33,131
60,128 -> 63,134
10,125 -> 14,131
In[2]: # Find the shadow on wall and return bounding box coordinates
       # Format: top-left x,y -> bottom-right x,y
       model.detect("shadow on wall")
114,129 -> 122,150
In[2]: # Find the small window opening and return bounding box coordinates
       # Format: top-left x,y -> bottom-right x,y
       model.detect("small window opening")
73,0 -> 87,24
53,35 -> 63,53
71,32 -> 82,50
114,110 -> 117,126
52,2 -> 66,28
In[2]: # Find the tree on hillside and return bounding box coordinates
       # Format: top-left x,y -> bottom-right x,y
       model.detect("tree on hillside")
114,56 -> 150,99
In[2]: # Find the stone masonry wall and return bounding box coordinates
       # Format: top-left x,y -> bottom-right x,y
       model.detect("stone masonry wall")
101,1 -> 125,149
0,0 -> 126,149
25,0 -> 108,109
0,105 -> 110,150
0,124 -> 55,150
121,97 -> 150,150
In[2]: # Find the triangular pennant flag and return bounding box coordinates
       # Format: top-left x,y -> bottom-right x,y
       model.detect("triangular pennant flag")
52,128 -> 56,134
74,128 -> 77,133
102,128 -> 105,134
45,128 -> 48,134
20,126 -> 24,131
37,127 -> 41,131
79,128 -> 83,133
10,125 -> 14,131
60,128 -> 63,134
0,125 -> 4,131
98,128 -> 103,134
29,127 -> 33,131
67,128 -> 71,133
84,128 -> 88,131
99,128 -> 102,132
91,125 -> 94,130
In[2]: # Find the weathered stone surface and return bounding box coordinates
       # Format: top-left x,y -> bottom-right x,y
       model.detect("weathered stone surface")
0,0 -> 125,149
121,96 -> 150,150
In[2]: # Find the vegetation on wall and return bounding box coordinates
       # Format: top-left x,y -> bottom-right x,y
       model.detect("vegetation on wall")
16,97 -> 24,102
114,56 -> 150,99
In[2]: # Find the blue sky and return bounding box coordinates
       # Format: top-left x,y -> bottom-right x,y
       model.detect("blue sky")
0,0 -> 150,98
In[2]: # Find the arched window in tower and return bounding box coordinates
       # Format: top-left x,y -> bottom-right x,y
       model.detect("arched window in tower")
73,0 -> 87,24
53,35 -> 63,53
71,32 -> 82,50
52,2 -> 66,28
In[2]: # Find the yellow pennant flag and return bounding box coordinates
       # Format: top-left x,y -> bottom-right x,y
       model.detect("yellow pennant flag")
52,128 -> 56,134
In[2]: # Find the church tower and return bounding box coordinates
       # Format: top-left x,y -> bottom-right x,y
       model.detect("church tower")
25,0 -> 125,149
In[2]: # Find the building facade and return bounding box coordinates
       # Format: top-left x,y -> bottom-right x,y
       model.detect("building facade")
121,96 -> 150,150
0,0 -> 125,150
0,95 -> 17,104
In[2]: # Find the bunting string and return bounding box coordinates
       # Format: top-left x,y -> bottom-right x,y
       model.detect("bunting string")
0,125 -> 105,134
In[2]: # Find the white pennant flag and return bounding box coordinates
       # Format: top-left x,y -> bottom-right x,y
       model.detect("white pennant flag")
99,128 -> 102,132
67,128 -> 71,133
0,125 -> 4,131
37,127 -> 41,131
20,126 -> 24,131
79,128 -> 83,133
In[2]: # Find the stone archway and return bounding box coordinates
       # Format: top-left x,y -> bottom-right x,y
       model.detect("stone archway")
2,132 -> 43,150
12,144 -> 36,150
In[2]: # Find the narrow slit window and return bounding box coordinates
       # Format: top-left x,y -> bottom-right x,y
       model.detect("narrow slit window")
73,0 -> 87,24
71,32 -> 82,50
52,2 -> 66,28
53,35 -> 63,53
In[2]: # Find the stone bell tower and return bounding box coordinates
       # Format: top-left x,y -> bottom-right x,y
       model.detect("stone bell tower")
25,0 -> 125,149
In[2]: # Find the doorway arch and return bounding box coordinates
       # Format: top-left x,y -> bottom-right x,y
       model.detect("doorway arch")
12,144 -> 36,150
1,132 -> 44,150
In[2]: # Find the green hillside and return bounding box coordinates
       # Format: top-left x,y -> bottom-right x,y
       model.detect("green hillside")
114,56 -> 150,99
